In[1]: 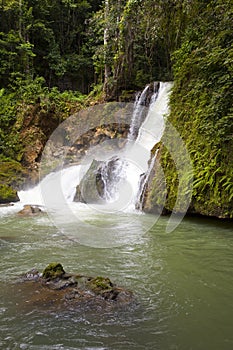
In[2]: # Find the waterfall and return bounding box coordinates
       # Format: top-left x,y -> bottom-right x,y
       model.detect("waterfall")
93,81 -> 171,211
96,82 -> 161,208
127,85 -> 149,142
17,82 -> 172,214
99,157 -> 125,202
127,82 -> 159,142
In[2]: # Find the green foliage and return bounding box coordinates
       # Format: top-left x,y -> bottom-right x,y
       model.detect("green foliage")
0,76 -> 86,162
155,0 -> 233,218
0,0 -> 200,96
90,0 -> 191,96
0,158 -> 26,200
0,88 -> 21,159
0,184 -> 19,203
11,76 -> 47,102
0,0 -> 103,92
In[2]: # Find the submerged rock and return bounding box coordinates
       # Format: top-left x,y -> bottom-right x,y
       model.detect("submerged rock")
21,268 -> 42,281
18,263 -> 134,310
17,204 -> 43,216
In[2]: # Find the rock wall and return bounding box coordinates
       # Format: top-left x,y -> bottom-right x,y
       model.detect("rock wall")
142,135 -> 233,219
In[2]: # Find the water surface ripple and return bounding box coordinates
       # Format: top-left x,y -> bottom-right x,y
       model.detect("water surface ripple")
0,213 -> 233,350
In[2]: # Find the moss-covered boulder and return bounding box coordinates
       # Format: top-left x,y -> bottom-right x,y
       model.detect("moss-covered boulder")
88,276 -> 113,293
0,184 -> 19,203
0,158 -> 26,203
42,262 -> 65,280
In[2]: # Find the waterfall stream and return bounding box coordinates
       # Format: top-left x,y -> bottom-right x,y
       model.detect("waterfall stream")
17,82 -> 172,214
96,81 -> 172,209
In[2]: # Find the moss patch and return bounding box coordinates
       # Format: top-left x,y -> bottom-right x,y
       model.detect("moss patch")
88,276 -> 113,293
0,184 -> 19,203
0,158 -> 26,203
0,159 -> 26,185
42,263 -> 65,280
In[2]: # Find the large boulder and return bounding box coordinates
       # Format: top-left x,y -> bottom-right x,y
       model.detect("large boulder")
74,157 -> 122,204
74,159 -> 104,203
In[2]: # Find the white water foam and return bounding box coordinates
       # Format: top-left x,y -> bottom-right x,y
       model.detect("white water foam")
18,165 -> 83,207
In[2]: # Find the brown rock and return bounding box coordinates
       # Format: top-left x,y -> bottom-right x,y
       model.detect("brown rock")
17,205 -> 43,216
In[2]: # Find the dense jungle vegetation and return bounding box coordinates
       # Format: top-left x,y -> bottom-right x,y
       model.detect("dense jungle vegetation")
0,0 -> 232,217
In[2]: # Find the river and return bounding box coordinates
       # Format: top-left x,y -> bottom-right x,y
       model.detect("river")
0,210 -> 233,350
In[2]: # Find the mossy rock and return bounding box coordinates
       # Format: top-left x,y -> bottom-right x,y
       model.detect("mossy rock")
0,158 -> 27,189
42,263 -> 65,280
88,276 -> 113,293
0,158 -> 27,203
0,184 -> 19,203
18,264 -> 135,310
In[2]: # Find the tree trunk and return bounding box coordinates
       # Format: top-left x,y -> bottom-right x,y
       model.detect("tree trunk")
103,0 -> 112,96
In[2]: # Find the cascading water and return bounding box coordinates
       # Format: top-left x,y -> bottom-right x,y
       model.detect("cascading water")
127,82 -> 160,143
17,82 -> 172,214
127,85 -> 149,142
96,82 -> 172,210
93,83 -> 159,205
18,165 -> 84,206
99,157 -> 125,202
95,82 -> 162,208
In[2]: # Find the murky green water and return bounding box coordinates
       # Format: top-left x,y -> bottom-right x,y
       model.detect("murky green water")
0,211 -> 233,350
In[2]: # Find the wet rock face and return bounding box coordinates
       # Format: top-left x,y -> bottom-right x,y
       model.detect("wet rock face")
43,123 -> 129,172
73,159 -> 105,203
18,263 -> 134,311
73,156 -> 121,204
144,82 -> 160,106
